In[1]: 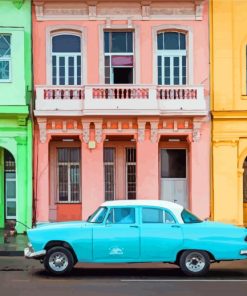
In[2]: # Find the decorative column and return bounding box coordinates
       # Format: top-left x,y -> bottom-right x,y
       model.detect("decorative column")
81,120 -> 104,219
237,168 -> 244,225
136,120 -> 159,200
0,148 -> 4,229
15,136 -> 28,233
189,119 -> 210,219
212,139 -> 239,224
36,118 -> 50,223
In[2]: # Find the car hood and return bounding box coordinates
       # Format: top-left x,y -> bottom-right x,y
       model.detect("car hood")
33,221 -> 89,229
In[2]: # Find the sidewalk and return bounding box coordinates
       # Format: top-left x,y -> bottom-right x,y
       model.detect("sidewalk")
0,229 -> 27,256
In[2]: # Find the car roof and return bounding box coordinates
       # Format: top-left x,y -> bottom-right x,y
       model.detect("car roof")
101,200 -> 184,211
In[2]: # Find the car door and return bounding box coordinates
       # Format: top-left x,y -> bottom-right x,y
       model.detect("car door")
92,207 -> 140,262
140,207 -> 183,262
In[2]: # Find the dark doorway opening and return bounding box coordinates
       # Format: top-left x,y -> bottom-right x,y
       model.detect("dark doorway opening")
113,68 -> 133,84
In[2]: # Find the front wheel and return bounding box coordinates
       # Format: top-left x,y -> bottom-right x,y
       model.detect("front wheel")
179,250 -> 210,276
44,246 -> 74,275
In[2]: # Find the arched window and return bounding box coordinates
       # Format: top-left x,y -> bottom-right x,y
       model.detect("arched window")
52,34 -> 81,86
157,32 -> 186,85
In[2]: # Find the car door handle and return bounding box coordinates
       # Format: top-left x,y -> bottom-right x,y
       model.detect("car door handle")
130,225 -> 139,228
171,225 -> 181,228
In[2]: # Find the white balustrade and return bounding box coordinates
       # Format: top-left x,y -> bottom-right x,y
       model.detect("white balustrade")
35,86 -> 84,112
35,85 -> 207,115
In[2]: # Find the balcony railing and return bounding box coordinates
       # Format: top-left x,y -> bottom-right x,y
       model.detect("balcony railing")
35,85 -> 207,116
92,87 -> 149,99
35,86 -> 84,111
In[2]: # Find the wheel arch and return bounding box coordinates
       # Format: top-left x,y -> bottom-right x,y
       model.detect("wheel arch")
175,249 -> 216,264
44,240 -> 78,263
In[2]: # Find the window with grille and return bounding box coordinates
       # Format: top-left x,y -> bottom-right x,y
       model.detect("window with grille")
52,34 -> 81,85
104,148 -> 115,201
57,148 -> 80,203
104,32 -> 134,84
126,148 -> 136,200
157,32 -> 186,85
0,35 -> 11,82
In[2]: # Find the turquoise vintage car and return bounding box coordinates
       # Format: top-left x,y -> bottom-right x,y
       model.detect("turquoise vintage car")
24,200 -> 247,276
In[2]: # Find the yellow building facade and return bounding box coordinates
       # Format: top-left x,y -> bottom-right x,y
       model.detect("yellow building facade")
211,0 -> 247,225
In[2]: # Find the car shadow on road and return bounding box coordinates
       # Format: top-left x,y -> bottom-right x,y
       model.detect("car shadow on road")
32,265 -> 247,280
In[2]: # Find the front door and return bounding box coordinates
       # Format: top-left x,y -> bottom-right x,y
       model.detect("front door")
160,149 -> 188,208
93,207 -> 140,262
4,150 -> 16,220
5,172 -> 16,219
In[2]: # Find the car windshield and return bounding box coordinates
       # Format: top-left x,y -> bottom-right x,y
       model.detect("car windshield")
181,209 -> 202,224
87,207 -> 108,223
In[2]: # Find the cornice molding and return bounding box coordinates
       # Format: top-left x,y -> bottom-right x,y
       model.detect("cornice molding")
33,0 -> 205,21
212,139 -> 239,148
212,111 -> 247,119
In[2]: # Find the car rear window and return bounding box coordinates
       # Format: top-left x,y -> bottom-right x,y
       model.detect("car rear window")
181,209 -> 202,224
142,208 -> 176,224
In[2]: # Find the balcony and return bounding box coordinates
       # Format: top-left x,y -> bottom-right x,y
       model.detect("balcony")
34,85 -> 207,116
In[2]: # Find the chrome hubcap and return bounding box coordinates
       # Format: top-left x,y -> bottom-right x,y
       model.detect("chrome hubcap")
49,252 -> 68,272
185,252 -> 205,272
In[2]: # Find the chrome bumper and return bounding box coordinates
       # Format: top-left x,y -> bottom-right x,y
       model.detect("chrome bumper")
240,250 -> 247,255
24,247 -> 46,259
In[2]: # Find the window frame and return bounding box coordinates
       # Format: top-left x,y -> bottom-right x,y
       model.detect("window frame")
157,31 -> 187,86
99,24 -> 140,84
56,147 -> 81,204
125,147 -> 136,200
152,25 -> 193,85
104,147 -> 116,201
46,26 -> 87,86
104,31 -> 135,84
141,206 -> 177,224
0,34 -> 11,83
106,207 -> 136,225
51,33 -> 82,86
160,148 -> 187,179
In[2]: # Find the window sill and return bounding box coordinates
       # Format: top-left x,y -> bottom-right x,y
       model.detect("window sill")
56,202 -> 81,205
0,80 -> 12,83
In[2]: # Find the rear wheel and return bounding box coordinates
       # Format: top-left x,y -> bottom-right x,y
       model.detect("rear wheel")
44,246 -> 74,275
179,250 -> 210,276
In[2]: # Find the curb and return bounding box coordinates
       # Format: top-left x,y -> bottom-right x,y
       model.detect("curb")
0,251 -> 24,257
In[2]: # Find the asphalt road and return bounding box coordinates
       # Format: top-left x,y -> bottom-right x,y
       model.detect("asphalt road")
1,257 -> 247,296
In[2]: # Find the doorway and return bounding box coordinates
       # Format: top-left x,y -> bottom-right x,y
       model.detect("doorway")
243,157 -> 247,225
160,148 -> 188,208
4,150 -> 16,221
103,137 -> 136,201
113,68 -> 133,84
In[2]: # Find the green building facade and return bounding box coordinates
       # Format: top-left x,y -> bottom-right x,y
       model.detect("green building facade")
0,0 -> 32,233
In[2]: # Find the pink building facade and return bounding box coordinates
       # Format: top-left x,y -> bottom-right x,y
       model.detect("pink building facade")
33,0 -> 210,223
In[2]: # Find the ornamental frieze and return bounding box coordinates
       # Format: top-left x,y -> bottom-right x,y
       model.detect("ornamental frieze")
33,0 -> 204,21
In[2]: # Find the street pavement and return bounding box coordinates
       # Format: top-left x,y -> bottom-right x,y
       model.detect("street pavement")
1,257 -> 247,296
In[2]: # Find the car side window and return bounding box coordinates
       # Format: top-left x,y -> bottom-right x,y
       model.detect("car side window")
142,208 -> 176,224
106,207 -> 135,224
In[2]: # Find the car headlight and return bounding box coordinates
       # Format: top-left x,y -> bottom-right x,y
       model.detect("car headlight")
28,242 -> 32,248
